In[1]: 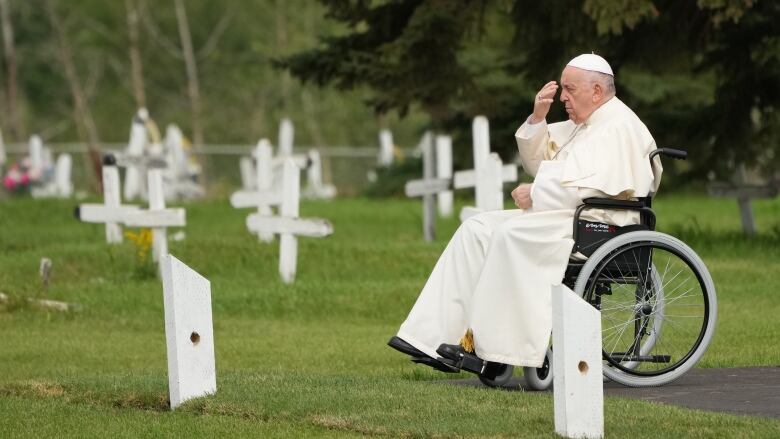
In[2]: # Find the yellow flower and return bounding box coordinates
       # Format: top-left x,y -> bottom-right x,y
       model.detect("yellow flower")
125,228 -> 153,263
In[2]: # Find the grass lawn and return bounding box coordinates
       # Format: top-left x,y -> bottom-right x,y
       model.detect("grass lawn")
1,193 -> 779,438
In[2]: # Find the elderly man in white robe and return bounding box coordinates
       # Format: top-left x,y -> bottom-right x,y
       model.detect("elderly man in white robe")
388,54 -> 663,376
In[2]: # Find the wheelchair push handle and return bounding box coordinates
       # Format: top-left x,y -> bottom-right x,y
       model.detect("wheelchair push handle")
651,148 -> 687,161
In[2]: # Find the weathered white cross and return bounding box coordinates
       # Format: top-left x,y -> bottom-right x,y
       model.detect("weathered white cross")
231,139 -> 279,242
453,116 -> 518,221
245,159 -> 333,283
160,254 -> 216,410
125,168 -> 187,272
404,134 -> 451,241
78,161 -> 185,272
162,124 -> 204,201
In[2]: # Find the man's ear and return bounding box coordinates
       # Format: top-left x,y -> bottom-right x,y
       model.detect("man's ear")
592,83 -> 603,103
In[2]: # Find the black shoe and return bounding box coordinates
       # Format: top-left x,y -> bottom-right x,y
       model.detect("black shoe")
387,336 -> 427,358
410,356 -> 460,373
436,343 -> 486,374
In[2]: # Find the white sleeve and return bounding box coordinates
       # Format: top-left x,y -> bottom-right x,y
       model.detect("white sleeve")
530,161 -> 582,212
514,116 -> 549,177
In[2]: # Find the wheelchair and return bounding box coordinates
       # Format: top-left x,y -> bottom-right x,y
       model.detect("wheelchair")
479,148 -> 718,389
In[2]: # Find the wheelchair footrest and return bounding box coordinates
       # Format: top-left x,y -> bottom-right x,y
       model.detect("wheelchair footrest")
609,353 -> 671,363
436,343 -> 486,374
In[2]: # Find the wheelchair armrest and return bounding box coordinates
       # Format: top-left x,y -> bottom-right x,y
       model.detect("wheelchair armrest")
581,197 -> 645,210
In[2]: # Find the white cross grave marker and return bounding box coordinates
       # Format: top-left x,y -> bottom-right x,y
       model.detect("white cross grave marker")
453,116 -> 518,221
76,155 -> 140,244
404,134 -> 450,241
552,284 -> 604,439
123,168 -> 186,273
160,254 -> 216,410
245,159 -> 333,283
231,139 -> 279,242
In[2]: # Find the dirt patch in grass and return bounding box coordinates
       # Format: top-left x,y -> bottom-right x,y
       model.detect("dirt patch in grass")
309,414 -> 394,437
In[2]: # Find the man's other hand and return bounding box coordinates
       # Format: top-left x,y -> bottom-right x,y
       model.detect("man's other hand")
530,81 -> 558,124
511,184 -> 533,209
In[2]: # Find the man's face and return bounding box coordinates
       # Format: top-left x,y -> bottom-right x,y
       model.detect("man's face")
559,66 -> 598,124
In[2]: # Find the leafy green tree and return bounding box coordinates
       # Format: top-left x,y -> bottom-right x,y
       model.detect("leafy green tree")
284,0 -> 779,180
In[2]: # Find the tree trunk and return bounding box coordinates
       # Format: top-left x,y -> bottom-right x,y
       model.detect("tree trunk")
275,0 -> 290,113
173,0 -> 203,147
0,0 -> 24,141
44,0 -> 102,191
125,0 -> 146,109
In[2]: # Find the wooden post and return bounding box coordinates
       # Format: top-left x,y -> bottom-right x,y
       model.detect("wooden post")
278,118 -> 294,158
148,169 -> 168,264
279,159 -> 300,283
435,135 -> 453,218
29,135 -> 44,177
239,156 -> 255,190
422,135 -> 436,241
378,129 -> 394,167
54,153 -> 72,198
552,284 -> 604,439
124,110 -> 148,200
160,254 -> 216,410
256,139 -> 275,242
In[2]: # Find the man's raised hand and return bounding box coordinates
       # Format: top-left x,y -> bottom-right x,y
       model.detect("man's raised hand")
511,183 -> 533,210
530,81 -> 558,124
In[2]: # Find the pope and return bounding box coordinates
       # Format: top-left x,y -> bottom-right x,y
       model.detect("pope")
388,53 -> 663,373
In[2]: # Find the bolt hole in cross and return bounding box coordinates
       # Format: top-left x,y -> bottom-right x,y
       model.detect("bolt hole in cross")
190,332 -> 200,345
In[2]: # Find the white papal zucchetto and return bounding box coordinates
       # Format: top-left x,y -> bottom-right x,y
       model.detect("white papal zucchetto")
566,53 -> 614,77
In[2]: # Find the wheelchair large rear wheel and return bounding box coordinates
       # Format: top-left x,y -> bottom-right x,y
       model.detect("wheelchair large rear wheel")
573,231 -> 717,387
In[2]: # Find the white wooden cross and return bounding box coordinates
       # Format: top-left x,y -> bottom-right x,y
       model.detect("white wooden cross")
76,154 -> 140,244
124,168 -> 187,273
405,134 -> 450,241
231,139 -> 279,243
160,254 -> 216,410
453,116 -> 518,221
245,159 -> 333,283
162,124 -> 204,201
552,284 -> 604,439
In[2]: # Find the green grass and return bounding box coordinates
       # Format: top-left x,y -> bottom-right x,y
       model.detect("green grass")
1,194 -> 779,437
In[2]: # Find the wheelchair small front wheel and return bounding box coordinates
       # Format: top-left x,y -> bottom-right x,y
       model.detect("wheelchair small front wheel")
478,363 -> 514,388
523,348 -> 553,391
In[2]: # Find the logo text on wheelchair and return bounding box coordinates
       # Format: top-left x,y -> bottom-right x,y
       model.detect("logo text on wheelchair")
584,223 -> 616,233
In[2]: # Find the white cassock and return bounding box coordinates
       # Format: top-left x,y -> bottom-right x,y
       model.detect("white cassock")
397,97 -> 663,367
